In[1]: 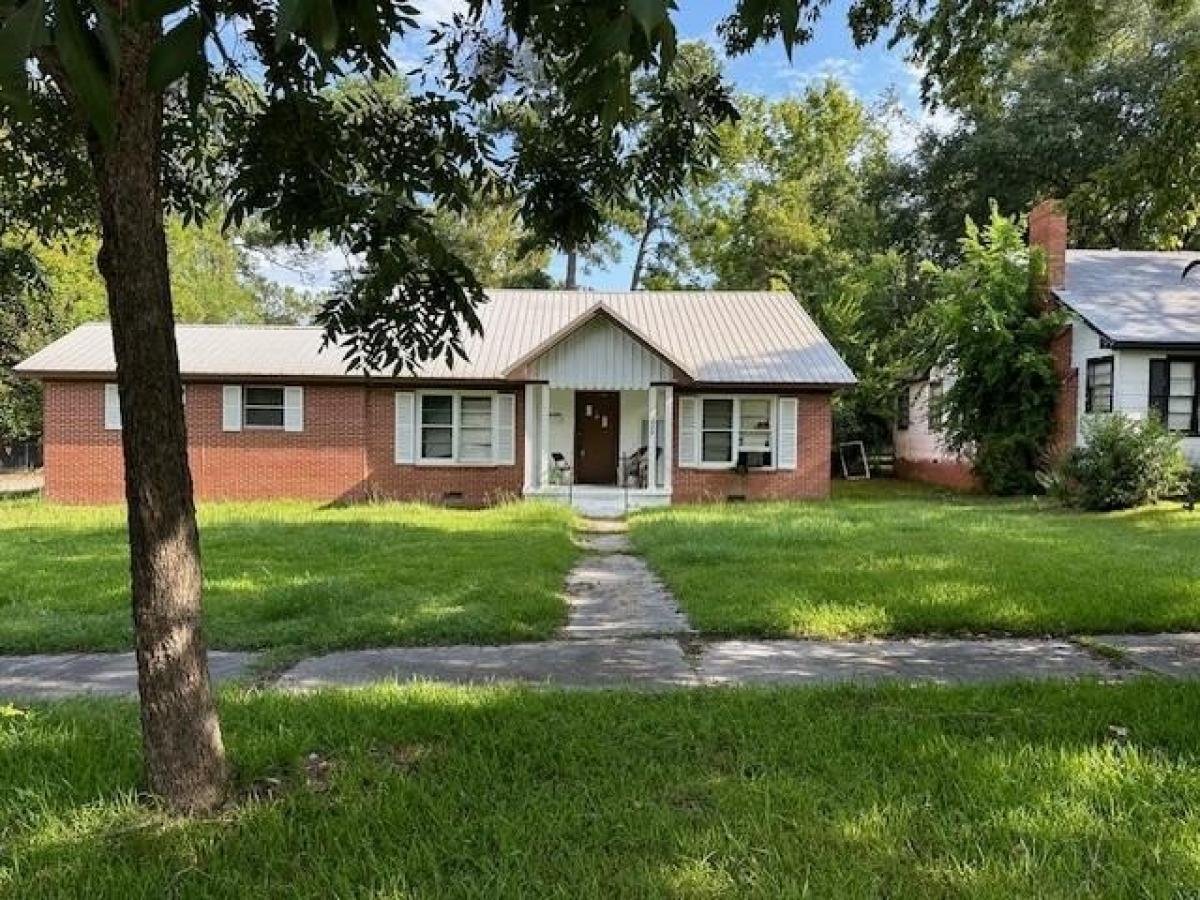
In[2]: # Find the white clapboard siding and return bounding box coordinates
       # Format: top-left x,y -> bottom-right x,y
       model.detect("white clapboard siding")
394,392 -> 415,464
495,393 -> 516,465
103,383 -> 121,431
776,397 -> 798,470
678,396 -> 699,467
284,386 -> 304,432
222,385 -> 242,432
530,317 -> 672,390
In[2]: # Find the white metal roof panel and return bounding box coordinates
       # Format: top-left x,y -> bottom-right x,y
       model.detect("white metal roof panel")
16,290 -> 856,386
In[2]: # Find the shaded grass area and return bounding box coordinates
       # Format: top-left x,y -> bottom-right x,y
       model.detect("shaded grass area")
631,480 -> 1200,639
0,498 -> 577,653
5,680 -> 1200,897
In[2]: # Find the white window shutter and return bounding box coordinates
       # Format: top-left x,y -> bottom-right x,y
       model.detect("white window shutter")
222,385 -> 242,432
103,383 -> 121,431
678,396 -> 699,467
777,397 -> 798,470
495,393 -> 516,465
284,386 -> 304,432
395,392 -> 415,464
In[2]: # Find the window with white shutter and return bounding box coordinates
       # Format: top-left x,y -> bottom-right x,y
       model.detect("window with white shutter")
495,393 -> 516,465
395,392 -> 415,463
222,385 -> 242,432
776,397 -> 798,470
103,383 -> 121,431
283,386 -> 304,432
678,396 -> 699,466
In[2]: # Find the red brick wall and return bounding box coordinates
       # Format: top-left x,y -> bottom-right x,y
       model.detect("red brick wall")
894,458 -> 983,493
363,387 -> 525,506
1048,324 -> 1078,459
1029,199 -> 1067,290
671,392 -> 833,502
42,381 -> 524,506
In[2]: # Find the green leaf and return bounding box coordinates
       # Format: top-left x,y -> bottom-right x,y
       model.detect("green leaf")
777,0 -> 799,58
147,14 -> 206,90
133,0 -> 189,23
276,0 -> 313,50
309,0 -> 338,53
0,0 -> 46,90
93,0 -> 120,74
54,0 -> 116,143
628,0 -> 666,40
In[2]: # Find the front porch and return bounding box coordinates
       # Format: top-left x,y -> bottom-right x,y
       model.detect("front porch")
523,385 -> 675,515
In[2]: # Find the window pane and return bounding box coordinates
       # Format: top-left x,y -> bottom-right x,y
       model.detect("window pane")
460,429 -> 494,462
739,399 -> 771,430
1089,389 -> 1113,414
422,426 -> 453,459
460,396 -> 493,429
702,431 -> 732,462
245,407 -> 284,428
1090,361 -> 1113,387
421,395 -> 453,425
702,399 -> 733,429
244,387 -> 284,408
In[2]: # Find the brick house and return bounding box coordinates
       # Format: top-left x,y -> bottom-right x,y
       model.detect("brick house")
17,290 -> 856,510
895,201 -> 1200,491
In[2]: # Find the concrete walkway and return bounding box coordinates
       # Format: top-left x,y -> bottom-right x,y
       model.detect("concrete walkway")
561,519 -> 692,640
0,651 -> 258,701
7,635 -> 1200,700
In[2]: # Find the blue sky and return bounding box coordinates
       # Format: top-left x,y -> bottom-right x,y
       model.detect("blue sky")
255,1 -> 936,293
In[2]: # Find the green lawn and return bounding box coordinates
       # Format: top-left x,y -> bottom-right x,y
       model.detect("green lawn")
5,680 -> 1200,897
0,498 -> 577,653
631,481 -> 1200,639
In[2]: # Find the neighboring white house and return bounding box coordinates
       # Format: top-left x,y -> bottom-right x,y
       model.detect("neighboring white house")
896,201 -> 1200,489
1055,250 -> 1200,464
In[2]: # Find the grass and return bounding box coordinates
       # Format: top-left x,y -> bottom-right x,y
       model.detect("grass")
0,497 -> 578,653
630,480 -> 1200,639
5,679 -> 1200,897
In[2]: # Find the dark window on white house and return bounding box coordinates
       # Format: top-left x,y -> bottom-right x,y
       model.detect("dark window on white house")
896,386 -> 910,430
1085,358 -> 1114,414
927,380 -> 944,430
243,387 -> 285,428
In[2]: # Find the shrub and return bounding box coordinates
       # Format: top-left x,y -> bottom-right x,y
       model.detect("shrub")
1045,415 -> 1190,510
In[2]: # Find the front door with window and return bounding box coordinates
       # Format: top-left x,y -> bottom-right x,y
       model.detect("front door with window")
574,391 -> 619,484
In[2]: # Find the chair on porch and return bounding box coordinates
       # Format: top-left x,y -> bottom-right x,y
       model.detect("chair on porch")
620,447 -> 648,489
549,452 -> 573,486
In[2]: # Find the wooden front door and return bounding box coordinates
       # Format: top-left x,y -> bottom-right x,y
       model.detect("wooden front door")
574,391 -> 620,485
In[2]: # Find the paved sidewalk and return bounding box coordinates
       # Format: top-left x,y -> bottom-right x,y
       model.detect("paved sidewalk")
561,520 -> 692,640
7,635 -> 1200,699
0,651 -> 258,701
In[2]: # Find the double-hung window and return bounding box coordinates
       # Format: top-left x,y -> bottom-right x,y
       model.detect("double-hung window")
1085,357 -> 1114,414
243,386 -> 286,429
927,380 -> 944,430
418,392 -> 497,463
699,396 -> 774,468
1150,359 -> 1199,434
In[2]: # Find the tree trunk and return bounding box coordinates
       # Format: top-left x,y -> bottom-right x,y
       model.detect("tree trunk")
629,201 -> 658,291
87,23 -> 227,813
565,249 -> 578,289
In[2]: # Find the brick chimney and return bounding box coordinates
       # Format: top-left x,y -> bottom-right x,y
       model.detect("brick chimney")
1028,199 -> 1067,290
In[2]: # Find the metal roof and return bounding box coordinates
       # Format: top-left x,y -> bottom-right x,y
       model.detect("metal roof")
1057,250 -> 1200,345
16,290 -> 856,386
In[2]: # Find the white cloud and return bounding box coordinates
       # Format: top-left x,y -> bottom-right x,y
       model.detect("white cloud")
775,55 -> 864,91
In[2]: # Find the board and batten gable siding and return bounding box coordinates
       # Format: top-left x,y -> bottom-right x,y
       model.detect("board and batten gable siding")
529,316 -> 673,390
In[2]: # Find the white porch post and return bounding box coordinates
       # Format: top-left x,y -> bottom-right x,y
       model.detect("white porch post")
663,385 -> 674,493
541,383 -> 552,486
646,387 -> 658,490
523,384 -> 537,491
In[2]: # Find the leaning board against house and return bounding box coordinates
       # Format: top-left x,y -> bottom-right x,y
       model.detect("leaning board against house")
895,202 -> 1200,490
16,291 -> 856,506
